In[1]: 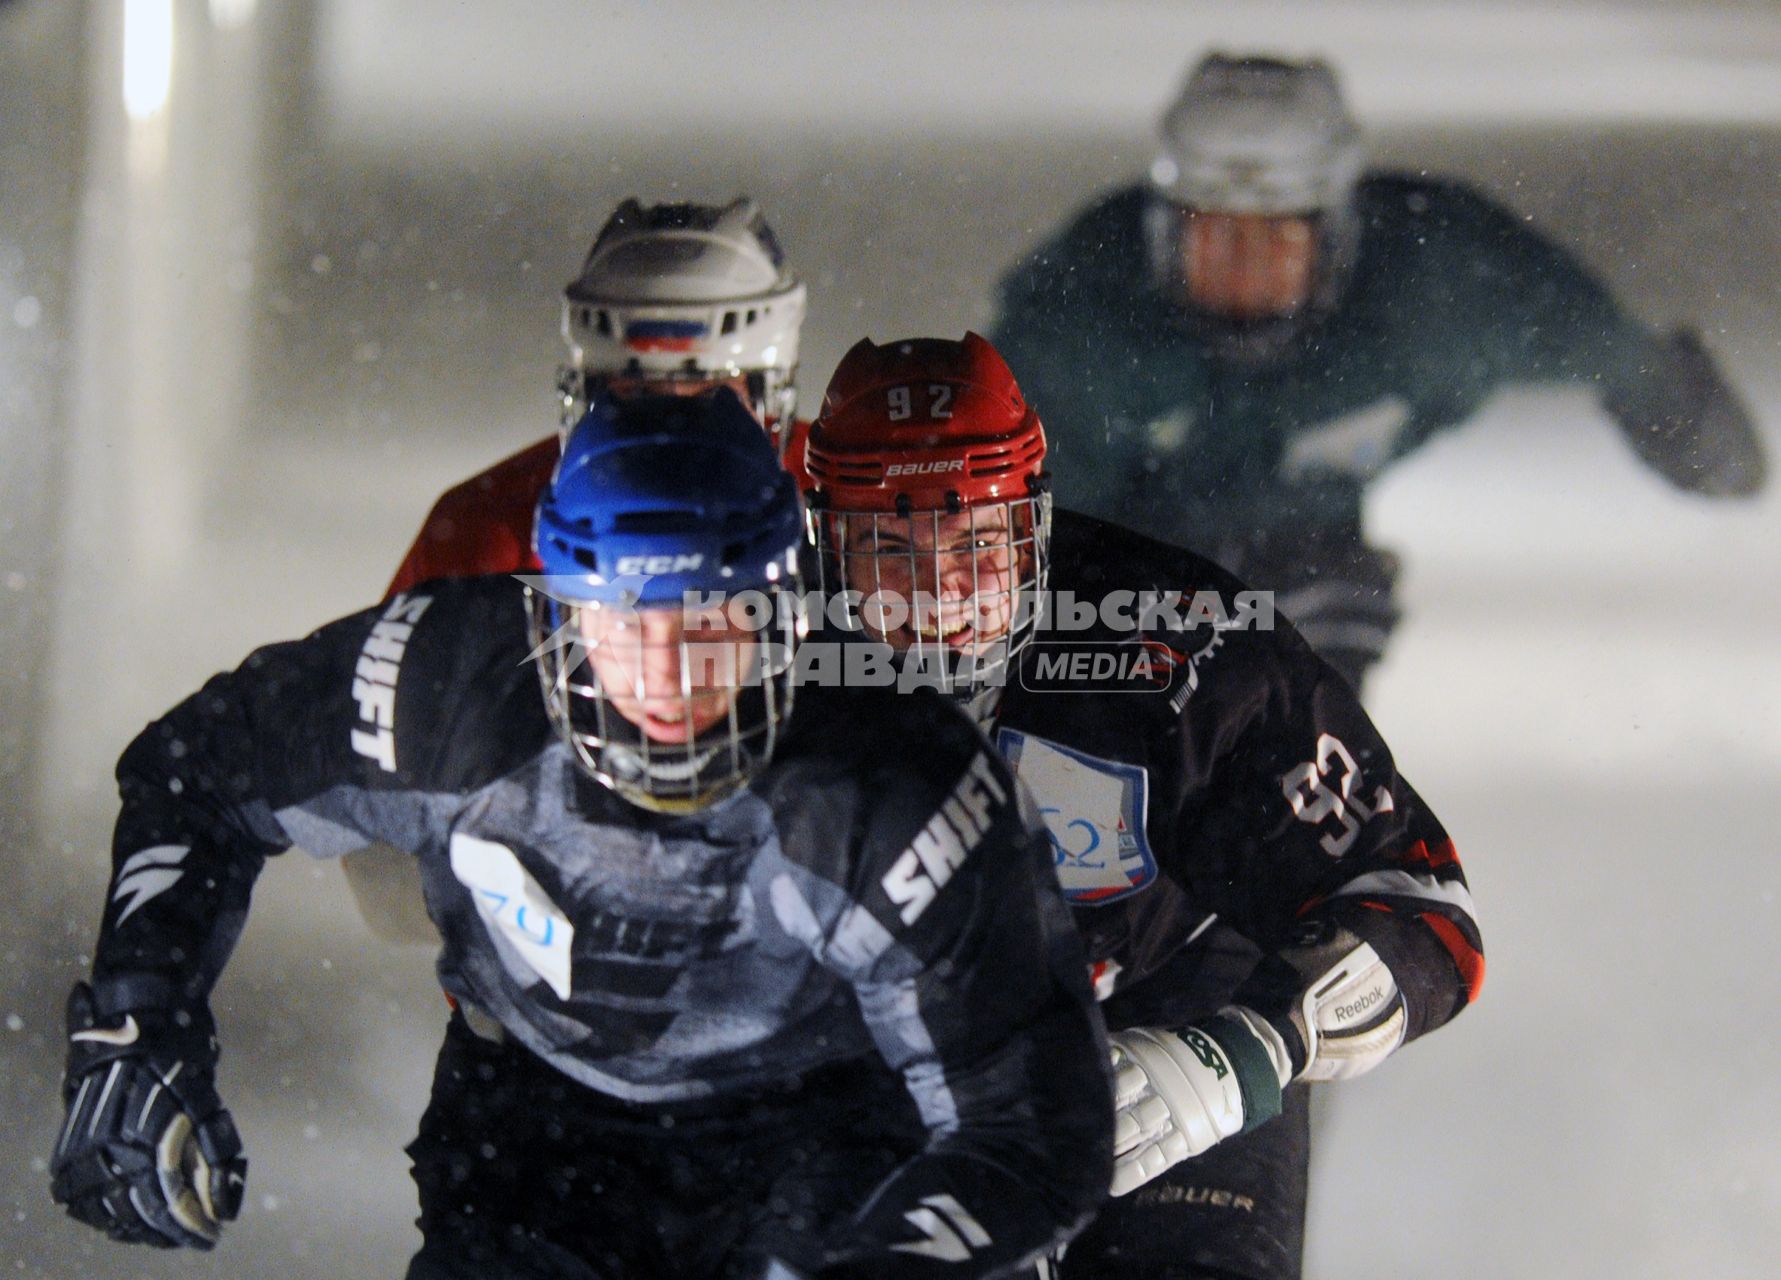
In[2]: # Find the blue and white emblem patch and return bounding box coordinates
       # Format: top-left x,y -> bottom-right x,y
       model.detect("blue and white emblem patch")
996,728 -> 1157,905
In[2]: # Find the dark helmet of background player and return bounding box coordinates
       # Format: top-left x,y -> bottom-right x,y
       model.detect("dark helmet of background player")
1145,52 -> 1366,363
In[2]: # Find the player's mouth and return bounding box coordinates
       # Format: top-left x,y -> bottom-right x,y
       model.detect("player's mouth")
911,610 -> 1010,650
914,612 -> 975,646
626,699 -> 731,743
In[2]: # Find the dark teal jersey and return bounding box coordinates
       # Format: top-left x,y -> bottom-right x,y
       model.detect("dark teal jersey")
990,176 -> 1765,677
993,176 -> 1672,540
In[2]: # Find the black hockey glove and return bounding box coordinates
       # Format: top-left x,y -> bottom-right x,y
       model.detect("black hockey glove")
49,981 -> 246,1249
1604,326 -> 1767,497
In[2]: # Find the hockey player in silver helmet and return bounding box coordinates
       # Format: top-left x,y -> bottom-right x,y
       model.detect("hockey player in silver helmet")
991,52 -> 1766,692
387,195 -> 810,597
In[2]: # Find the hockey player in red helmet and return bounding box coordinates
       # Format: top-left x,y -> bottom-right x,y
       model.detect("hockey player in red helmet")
805,333 -> 1483,1280
804,332 -> 1049,705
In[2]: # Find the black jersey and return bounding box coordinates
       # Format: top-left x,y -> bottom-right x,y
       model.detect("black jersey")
995,510 -> 1482,1066
86,575 -> 1114,1276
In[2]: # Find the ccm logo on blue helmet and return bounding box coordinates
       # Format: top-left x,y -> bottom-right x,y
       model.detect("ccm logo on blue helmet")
881,753 -> 1010,925
614,554 -> 705,575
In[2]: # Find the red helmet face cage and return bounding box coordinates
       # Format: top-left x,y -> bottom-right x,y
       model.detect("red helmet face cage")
804,333 -> 1051,696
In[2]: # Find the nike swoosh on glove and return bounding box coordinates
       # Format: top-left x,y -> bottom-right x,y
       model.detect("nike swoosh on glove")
50,981 -> 246,1249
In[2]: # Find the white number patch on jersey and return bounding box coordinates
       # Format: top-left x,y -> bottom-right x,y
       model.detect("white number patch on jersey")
449,833 -> 576,999
1280,732 -> 1395,857
997,729 -> 1157,904
1279,395 -> 1411,482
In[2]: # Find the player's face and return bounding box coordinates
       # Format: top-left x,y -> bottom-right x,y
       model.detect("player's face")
577,603 -> 756,744
601,373 -> 759,420
1178,210 -> 1317,319
840,506 -> 1025,654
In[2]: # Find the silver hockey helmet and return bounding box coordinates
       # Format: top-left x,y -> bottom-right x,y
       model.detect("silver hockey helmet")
1145,54 -> 1366,358
1151,53 -> 1364,216
556,197 -> 807,430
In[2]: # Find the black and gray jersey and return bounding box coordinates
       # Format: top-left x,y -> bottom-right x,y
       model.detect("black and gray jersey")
996,510 -> 1483,1061
88,575 -> 1113,1276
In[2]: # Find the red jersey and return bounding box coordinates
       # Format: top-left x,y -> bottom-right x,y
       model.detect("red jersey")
387,421 -> 812,599
386,437 -> 558,598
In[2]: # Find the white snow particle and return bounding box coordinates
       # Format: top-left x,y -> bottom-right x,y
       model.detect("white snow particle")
4,1014 -> 22,1032
12,296 -> 41,329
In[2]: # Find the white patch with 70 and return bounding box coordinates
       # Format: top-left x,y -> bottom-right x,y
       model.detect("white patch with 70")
449,833 -> 576,1000
1280,395 -> 1411,481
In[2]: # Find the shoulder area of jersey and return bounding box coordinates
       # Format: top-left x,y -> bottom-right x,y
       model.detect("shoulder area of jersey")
1006,186 -> 1154,280
1355,171 -> 1526,234
375,573 -> 534,648
777,680 -> 987,769
1048,506 -> 1258,600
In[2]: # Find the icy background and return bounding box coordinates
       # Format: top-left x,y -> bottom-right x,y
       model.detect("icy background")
2,2 -> 1777,1276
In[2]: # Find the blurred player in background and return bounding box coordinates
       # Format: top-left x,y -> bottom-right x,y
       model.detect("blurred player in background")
990,52 -> 1767,691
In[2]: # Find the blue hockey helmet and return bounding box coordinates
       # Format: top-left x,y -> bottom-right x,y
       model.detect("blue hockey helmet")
527,389 -> 806,810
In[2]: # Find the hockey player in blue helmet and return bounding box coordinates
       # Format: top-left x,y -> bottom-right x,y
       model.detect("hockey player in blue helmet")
50,389 -> 1115,1277
529,389 -> 806,810
990,51 -> 1767,690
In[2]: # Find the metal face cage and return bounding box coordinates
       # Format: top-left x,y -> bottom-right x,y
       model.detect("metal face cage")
526,583 -> 803,812
809,492 -> 1051,696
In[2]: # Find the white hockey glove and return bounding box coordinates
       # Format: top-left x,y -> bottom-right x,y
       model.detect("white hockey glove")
1109,1008 -> 1290,1197
50,982 -> 246,1249
1289,941 -> 1407,1083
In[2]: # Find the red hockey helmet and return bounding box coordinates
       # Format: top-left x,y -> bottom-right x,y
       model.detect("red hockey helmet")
804,332 -> 1047,512
804,333 -> 1051,698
